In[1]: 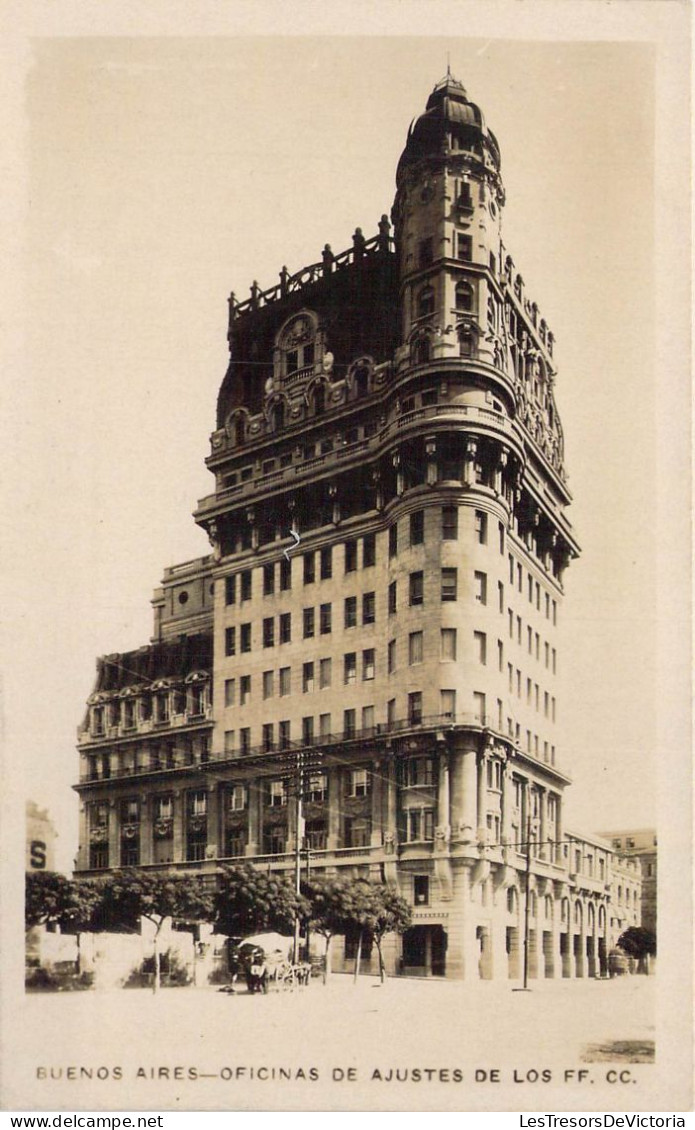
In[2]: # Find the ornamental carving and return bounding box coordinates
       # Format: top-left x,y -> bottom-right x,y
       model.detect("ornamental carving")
188,815 -> 207,833
434,825 -> 450,852
383,829 -> 396,854
89,827 -> 108,844
121,824 -> 139,840
154,819 -> 173,839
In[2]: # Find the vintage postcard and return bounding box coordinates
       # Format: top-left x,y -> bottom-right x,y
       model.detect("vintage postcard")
1,0 -> 691,1116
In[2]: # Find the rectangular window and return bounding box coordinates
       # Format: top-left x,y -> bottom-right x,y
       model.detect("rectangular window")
278,720 -> 291,750
544,642 -> 550,668
408,809 -> 435,842
410,510 -> 424,546
280,558 -> 291,591
303,552 -> 315,585
545,593 -> 551,619
387,639 -> 396,674
527,626 -> 533,654
517,616 -> 522,644
410,571 -> 424,606
509,554 -> 515,584
344,709 -> 356,738
319,713 -> 331,737
320,546 -> 332,580
408,631 -> 423,665
262,617 -> 274,648
345,539 -> 358,573
387,698 -> 396,725
225,575 -> 236,605
419,236 -> 433,267
279,667 -> 291,697
240,623 -> 251,653
362,705 -> 375,733
458,233 -> 472,261
474,571 -> 487,604
362,591 -> 375,625
552,648 -> 557,674
239,727 -> 251,754
225,627 -> 236,657
269,780 -> 286,807
363,533 -> 376,567
263,563 -> 275,596
388,580 -> 397,615
498,522 -> 505,555
552,600 -> 557,625
302,661 -> 315,694
474,630 -> 487,665
240,570 -> 252,602
224,730 -> 235,753
279,612 -> 291,643
344,652 -> 357,685
262,723 -> 274,752
307,773 -> 328,804
535,632 -> 540,660
413,876 -> 429,906
408,691 -> 423,725
239,675 -> 251,706
517,564 -> 523,592
473,691 -> 486,723
442,506 -> 459,540
528,574 -> 534,603
441,689 -> 456,720
441,628 -> 457,660
319,602 -> 332,634
302,716 -> 314,744
362,649 -> 375,680
344,816 -> 371,848
224,679 -> 235,707
262,670 -> 273,700
344,596 -> 357,628
350,768 -> 370,797
441,567 -> 458,601
319,657 -> 332,689
389,524 -> 398,558
303,607 -> 315,639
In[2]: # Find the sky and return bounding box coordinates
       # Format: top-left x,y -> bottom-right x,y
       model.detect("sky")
3,25 -> 690,874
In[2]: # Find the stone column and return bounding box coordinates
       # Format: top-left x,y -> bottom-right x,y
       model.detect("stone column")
501,760 -> 513,846
246,776 -> 261,856
455,746 -> 478,842
77,803 -> 89,871
463,437 -> 478,485
172,789 -> 184,862
206,783 -> 220,860
494,447 -> 509,496
538,788 -> 547,861
108,800 -> 120,870
327,768 -> 340,849
425,437 -> 437,486
139,792 -> 153,866
437,748 -> 450,834
476,749 -> 488,840
371,759 -> 383,846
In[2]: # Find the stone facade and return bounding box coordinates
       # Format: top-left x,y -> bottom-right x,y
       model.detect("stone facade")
73,73 -> 640,981
601,828 -> 656,936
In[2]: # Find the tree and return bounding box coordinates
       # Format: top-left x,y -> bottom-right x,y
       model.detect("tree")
214,863 -> 309,939
97,870 -> 214,991
361,883 -> 412,983
305,877 -> 362,981
26,872 -> 103,932
617,925 -> 656,972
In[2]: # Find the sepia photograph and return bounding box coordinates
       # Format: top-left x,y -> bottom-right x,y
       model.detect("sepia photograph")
2,2 -> 691,1117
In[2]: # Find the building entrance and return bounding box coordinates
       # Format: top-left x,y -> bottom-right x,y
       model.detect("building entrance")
401,925 -> 447,977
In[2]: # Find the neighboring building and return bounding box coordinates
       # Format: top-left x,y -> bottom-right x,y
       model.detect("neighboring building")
74,72 -> 637,980
26,800 -> 58,872
601,828 -> 657,935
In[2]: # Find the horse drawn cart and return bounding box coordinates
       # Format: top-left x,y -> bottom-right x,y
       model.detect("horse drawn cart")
227,933 -> 312,994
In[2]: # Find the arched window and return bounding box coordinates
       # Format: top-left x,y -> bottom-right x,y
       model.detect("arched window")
417,286 -> 435,318
354,365 -> 369,398
269,399 -> 285,432
507,887 -> 518,914
414,336 -> 430,364
458,324 -> 475,358
313,383 -> 325,416
455,280 -> 474,312
234,416 -> 245,446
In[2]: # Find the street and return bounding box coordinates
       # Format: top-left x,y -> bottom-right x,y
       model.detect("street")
7,975 -> 664,1112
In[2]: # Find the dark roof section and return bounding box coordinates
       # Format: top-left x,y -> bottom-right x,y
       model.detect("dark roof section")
397,71 -> 501,182
95,632 -> 213,692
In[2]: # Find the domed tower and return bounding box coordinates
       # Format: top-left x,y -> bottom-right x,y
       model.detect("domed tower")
392,71 -> 505,377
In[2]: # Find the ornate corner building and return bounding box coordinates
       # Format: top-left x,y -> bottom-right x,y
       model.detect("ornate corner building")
74,73 -> 640,979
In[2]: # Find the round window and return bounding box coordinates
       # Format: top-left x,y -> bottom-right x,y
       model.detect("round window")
178,591 -> 189,605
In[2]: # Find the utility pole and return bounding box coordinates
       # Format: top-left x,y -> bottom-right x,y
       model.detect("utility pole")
522,813 -> 532,990
286,746 -> 322,964
513,813 -> 533,993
